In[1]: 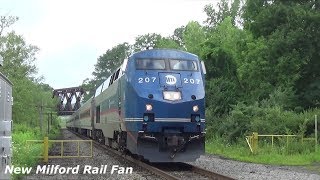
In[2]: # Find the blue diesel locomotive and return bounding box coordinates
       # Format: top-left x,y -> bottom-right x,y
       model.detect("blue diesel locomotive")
67,49 -> 206,162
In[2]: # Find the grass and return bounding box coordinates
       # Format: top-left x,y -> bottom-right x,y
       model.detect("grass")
12,129 -> 42,180
205,136 -> 320,166
11,123 -> 61,180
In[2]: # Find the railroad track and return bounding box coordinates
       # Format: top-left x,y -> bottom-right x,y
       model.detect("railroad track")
152,162 -> 234,180
70,130 -> 234,180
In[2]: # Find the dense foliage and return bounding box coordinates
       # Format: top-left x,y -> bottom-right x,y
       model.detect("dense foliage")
82,0 -> 320,142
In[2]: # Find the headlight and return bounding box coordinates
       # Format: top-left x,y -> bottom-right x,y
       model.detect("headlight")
146,104 -> 153,111
163,91 -> 181,101
193,105 -> 199,112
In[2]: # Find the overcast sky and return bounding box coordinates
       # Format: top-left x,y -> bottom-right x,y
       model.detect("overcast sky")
1,0 -> 215,89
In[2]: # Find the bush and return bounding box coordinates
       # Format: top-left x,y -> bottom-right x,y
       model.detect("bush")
11,120 -> 61,179
12,129 -> 42,180
206,77 -> 240,117
206,102 -> 320,142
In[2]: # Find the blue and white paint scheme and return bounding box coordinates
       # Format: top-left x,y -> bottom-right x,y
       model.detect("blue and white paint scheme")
67,49 -> 206,162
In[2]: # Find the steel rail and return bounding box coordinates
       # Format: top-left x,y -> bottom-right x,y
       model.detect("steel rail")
178,162 -> 235,180
70,130 -> 234,180
70,131 -> 179,180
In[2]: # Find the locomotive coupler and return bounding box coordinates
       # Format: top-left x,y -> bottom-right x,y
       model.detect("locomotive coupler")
167,135 -> 186,159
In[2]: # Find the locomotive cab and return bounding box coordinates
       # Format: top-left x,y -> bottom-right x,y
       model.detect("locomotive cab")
124,49 -> 206,162
66,48 -> 206,163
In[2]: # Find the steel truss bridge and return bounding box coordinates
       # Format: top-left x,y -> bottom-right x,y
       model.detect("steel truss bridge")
52,87 -> 85,116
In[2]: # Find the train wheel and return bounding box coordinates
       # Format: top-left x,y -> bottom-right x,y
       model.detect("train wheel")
97,130 -> 105,144
108,138 -> 113,147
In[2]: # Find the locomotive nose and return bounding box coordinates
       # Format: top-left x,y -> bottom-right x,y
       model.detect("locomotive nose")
158,73 -> 182,87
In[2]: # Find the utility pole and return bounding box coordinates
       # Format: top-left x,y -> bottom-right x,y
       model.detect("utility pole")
37,101 -> 55,135
316,115 -> 318,152
46,112 -> 53,135
38,100 -> 44,134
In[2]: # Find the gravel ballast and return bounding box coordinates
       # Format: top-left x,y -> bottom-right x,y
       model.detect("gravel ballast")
190,154 -> 320,180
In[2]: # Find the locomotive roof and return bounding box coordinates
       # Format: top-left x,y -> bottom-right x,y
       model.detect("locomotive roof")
130,49 -> 198,60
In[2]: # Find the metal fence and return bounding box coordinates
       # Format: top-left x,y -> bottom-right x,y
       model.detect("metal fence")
245,133 -> 316,154
246,115 -> 318,154
26,137 -> 93,163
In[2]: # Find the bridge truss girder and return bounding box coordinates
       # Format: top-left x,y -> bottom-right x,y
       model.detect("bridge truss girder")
52,87 -> 85,116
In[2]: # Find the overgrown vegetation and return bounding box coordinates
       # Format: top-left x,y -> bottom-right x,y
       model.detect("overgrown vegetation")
206,136 -> 320,165
0,16 -> 61,179
11,121 -> 60,179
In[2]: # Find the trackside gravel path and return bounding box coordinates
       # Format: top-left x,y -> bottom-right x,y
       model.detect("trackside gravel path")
189,154 -> 320,180
23,129 -> 162,180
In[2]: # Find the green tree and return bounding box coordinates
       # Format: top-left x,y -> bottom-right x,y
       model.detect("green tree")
183,21 -> 206,55
0,17 -> 56,127
200,17 -> 244,115
83,42 -> 131,101
0,32 -> 38,79
92,42 -> 131,84
243,0 -> 320,108
154,36 -> 183,49
201,17 -> 247,79
81,78 -> 96,102
0,16 -> 19,36
172,26 -> 185,47
133,33 -> 162,52
204,0 -> 241,27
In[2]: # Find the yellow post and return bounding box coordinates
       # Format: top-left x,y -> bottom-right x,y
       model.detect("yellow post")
271,136 -> 274,148
43,136 -> 49,163
252,132 -> 258,154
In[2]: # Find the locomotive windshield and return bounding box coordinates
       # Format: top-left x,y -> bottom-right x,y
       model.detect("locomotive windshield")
136,59 -> 166,70
136,59 -> 198,71
169,59 -> 198,71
